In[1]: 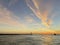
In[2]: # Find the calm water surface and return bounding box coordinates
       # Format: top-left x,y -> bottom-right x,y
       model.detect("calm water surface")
0,35 -> 60,45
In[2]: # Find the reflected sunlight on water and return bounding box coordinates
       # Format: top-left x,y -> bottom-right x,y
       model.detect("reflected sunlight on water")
40,35 -> 53,45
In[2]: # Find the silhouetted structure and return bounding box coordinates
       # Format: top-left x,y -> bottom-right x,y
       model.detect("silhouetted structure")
54,33 -> 56,35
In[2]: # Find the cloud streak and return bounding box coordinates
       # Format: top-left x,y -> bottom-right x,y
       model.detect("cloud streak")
26,0 -> 56,28
0,5 -> 25,28
24,16 -> 34,23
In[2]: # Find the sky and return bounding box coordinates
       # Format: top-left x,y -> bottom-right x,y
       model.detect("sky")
0,0 -> 60,34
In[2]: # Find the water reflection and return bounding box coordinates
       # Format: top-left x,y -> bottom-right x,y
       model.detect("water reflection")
40,35 -> 53,45
0,35 -> 60,45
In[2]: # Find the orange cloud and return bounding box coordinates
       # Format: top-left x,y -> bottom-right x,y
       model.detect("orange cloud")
32,0 -> 39,9
26,0 -> 54,28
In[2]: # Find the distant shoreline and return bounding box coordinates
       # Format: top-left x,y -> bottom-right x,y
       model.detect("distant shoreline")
0,34 -> 60,35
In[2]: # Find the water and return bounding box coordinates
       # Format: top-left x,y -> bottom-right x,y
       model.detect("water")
0,35 -> 60,45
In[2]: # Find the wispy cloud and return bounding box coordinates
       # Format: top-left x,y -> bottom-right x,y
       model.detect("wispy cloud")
24,16 -> 34,23
0,5 -> 25,28
26,0 -> 56,28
